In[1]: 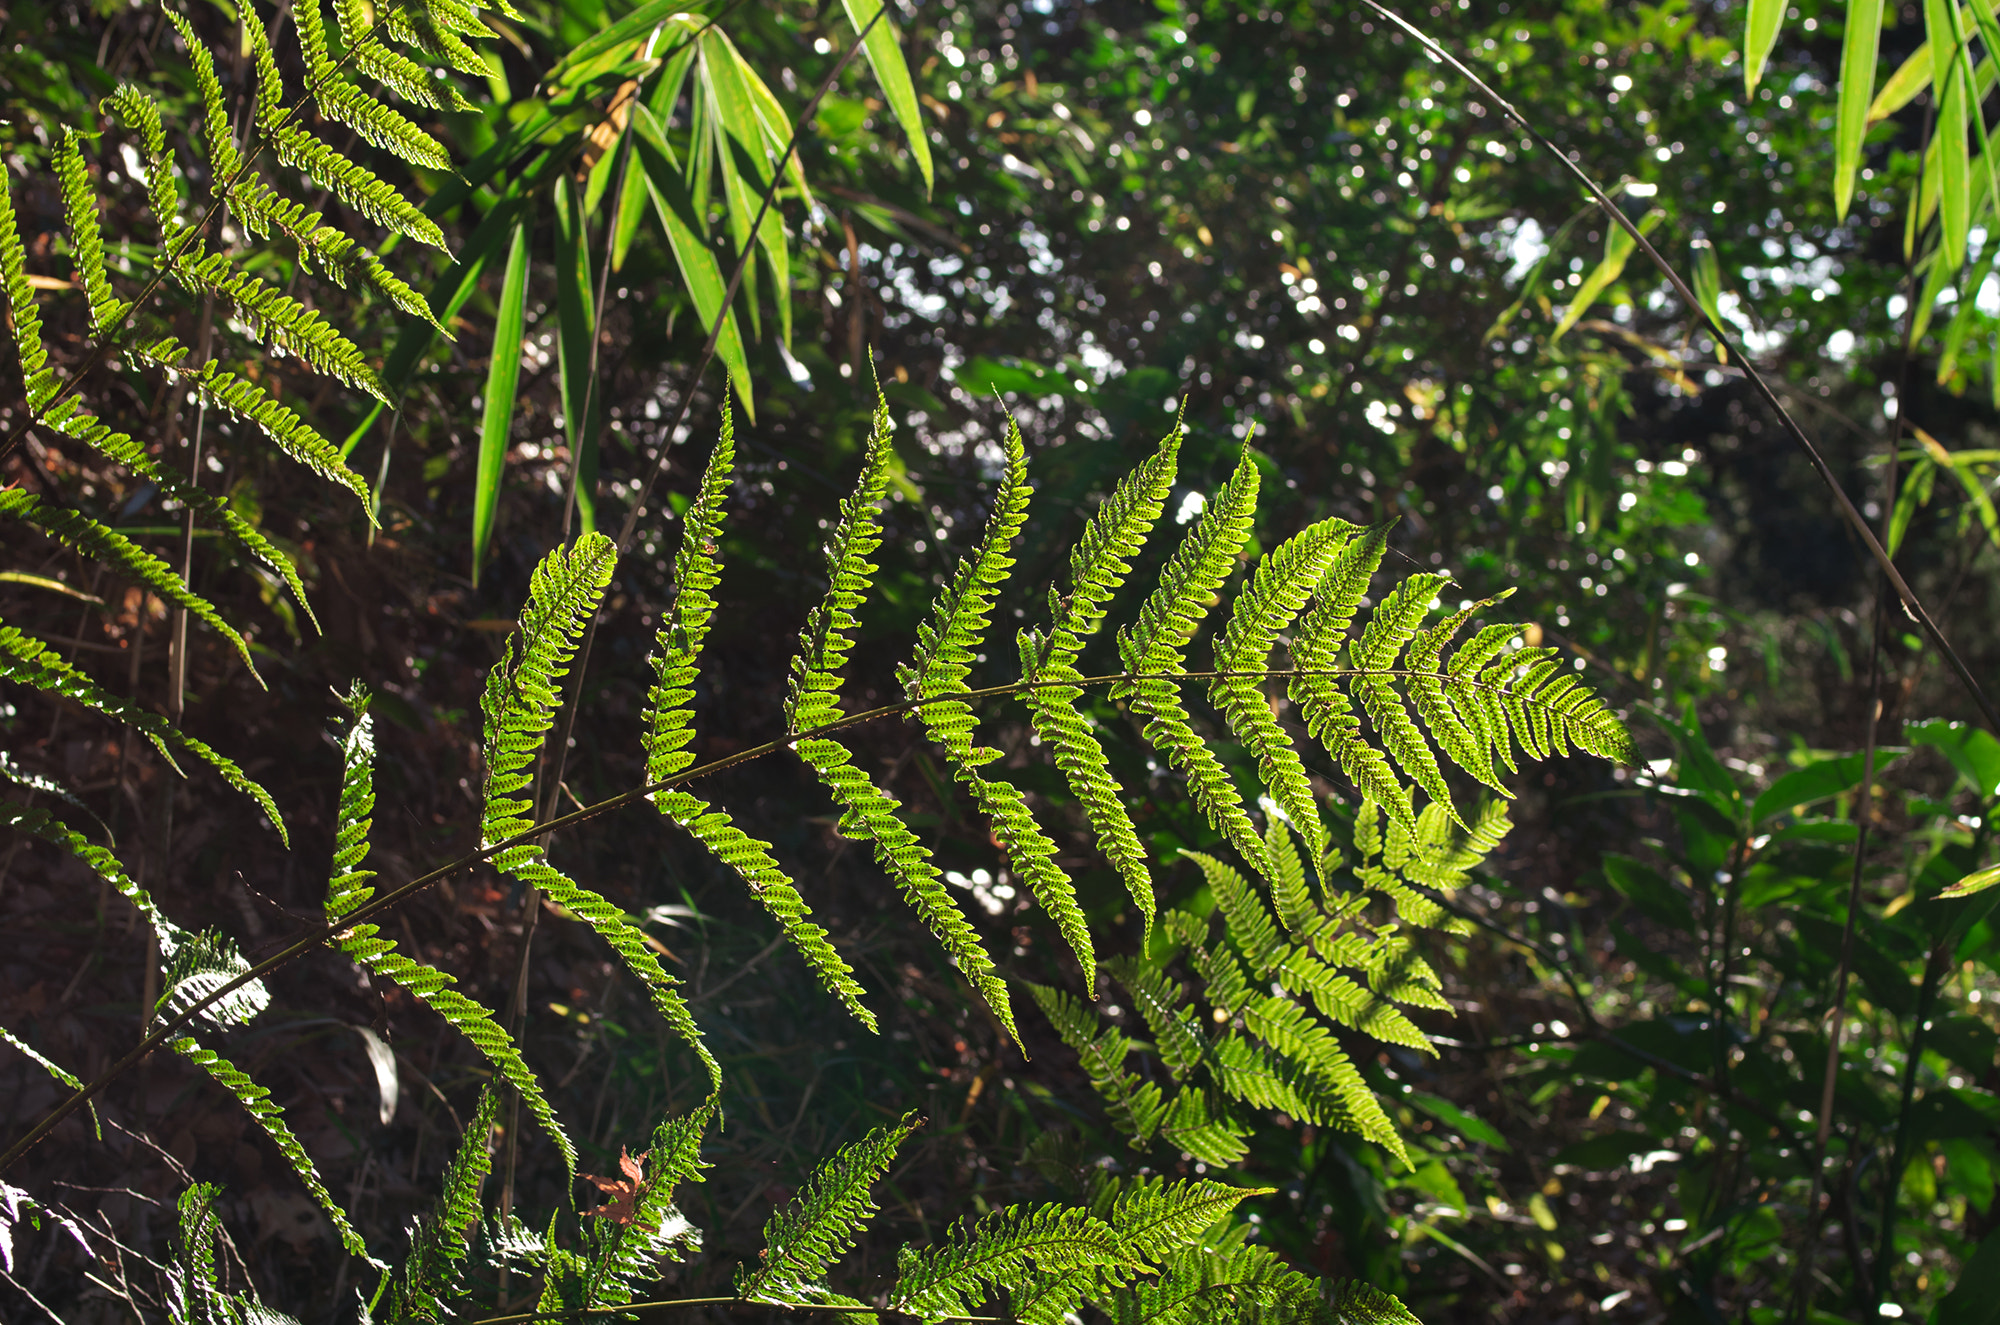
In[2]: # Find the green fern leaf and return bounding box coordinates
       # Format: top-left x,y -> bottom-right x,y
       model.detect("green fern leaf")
1351,570 -> 1460,825
0,488 -> 259,678
256,0 -> 450,170
894,1204 -> 1134,1322
1,801 -> 179,946
901,417 -> 1090,980
327,0 -> 475,110
171,1037 -> 371,1258
185,361 -> 373,506
743,1112 -> 921,1305
482,535 -> 720,1093
327,688 -> 573,1173
382,0 -> 491,77
0,1023 -> 94,1128
1239,995 -> 1406,1165
103,86 -> 187,249
785,396 -> 1013,1037
1018,430 -> 1180,922
1117,450 -> 1265,887
0,620 -> 284,838
163,9 -> 247,183
40,400 -> 320,628
1104,1177 -> 1266,1262
1155,1086 -> 1252,1166
269,121 -> 448,250
1027,984 -> 1167,1147
159,929 -> 272,1029
582,1105 -> 711,1309
385,1085 -> 500,1322
1404,592 -> 1512,797
1103,955 -> 1208,1079
179,250 -> 384,397
1211,519 -> 1357,871
0,174 -> 54,409
645,415 -> 735,784
54,130 -> 126,336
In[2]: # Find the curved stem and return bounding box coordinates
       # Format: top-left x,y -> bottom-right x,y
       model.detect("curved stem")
0,661 -> 1580,1174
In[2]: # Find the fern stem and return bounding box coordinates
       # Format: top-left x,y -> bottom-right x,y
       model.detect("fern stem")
1359,0 -> 2000,737
0,662 -> 1589,1175
0,0 -> 419,462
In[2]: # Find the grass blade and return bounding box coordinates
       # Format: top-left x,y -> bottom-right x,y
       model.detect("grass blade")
1836,0 -> 1885,219
474,212 -> 530,585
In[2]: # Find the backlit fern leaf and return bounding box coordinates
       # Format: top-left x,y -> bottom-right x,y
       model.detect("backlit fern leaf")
645,414 -> 871,1028
1405,592 -> 1513,797
183,361 -> 373,507
170,1038 -> 369,1258
1352,571 -> 1459,825
583,1105 -> 710,1311
483,535 -> 719,1093
742,1112 -> 920,1306
39,398 -> 320,627
1026,984 -> 1169,1148
0,1024 -> 95,1138
893,1205 -> 1133,1323
0,621 -> 283,838
785,395 -> 1012,1037
270,122 -> 447,250
1018,429 -> 1180,922
54,131 -> 126,336
327,687 -> 573,1174
177,250 -> 384,396
1116,449 -> 1262,887
1210,519 -> 1357,871
1288,526 -> 1410,828
384,1085 -> 499,1322
0,490 -> 258,678
251,2 -> 450,169
901,417 -> 1088,980
159,930 -> 271,1029
0,169 -> 54,410
331,0 -> 473,109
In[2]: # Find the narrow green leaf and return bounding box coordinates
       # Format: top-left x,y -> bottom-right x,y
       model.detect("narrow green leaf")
1941,862 -> 2000,897
841,0 -> 935,193
474,213 -> 530,585
1871,39 -> 1935,120
1835,0 -> 1886,219
1553,209 -> 1662,341
553,178 -> 602,536
631,103 -> 755,421
1744,0 -> 1786,94
1929,0 -> 1972,270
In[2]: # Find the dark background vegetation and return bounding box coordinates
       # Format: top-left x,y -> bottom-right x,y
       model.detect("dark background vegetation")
4,0 -> 2000,1318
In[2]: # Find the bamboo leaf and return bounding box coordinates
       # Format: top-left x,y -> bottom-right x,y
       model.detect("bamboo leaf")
1835,0 -> 1886,219
1744,0 -> 1786,95
841,0 -> 935,193
474,212 -> 530,585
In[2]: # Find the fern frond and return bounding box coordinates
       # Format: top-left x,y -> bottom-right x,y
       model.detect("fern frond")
40,400 -> 320,628
656,792 -> 873,1029
1287,527 -> 1413,830
900,418 -> 1089,978
0,1023 -> 85,1097
893,1205 -> 1133,1322
170,1038 -> 370,1257
0,489 -> 260,675
184,361 -> 373,507
583,1105 -> 711,1309
1352,571 -> 1460,825
382,0 -> 490,77
163,10 -> 246,183
784,397 -> 1012,1036
1103,956 -> 1207,1079
384,1085 -> 499,1322
269,121 -> 448,250
328,688 -> 573,1172
1155,1086 -> 1252,1166
1027,984 -> 1167,1147
250,0 -> 449,170
159,929 -> 272,1029
743,1112 -> 920,1305
1018,430 -> 1180,923
1181,853 -> 1282,977
482,536 -> 718,1092
178,251 -> 384,397
327,0 -> 475,110
54,130 -> 126,336
1,800 -> 179,945
1404,593 -> 1512,797
1116,449 -> 1262,883
1239,995 -> 1405,1165
0,174 -> 55,409
1264,819 -> 1323,941
1210,519 -> 1356,871
0,620 -> 284,838
645,415 -> 735,786
104,85 -> 185,248
1103,1177 -> 1266,1263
